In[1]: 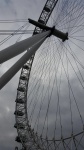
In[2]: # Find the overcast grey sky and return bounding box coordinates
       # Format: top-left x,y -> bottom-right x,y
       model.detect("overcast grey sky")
0,0 -> 84,150
0,0 -> 46,149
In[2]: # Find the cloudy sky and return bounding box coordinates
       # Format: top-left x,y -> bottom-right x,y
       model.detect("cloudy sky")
0,0 -> 84,150
0,0 -> 46,149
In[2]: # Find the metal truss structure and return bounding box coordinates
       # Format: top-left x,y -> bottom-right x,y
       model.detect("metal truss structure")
0,0 -> 84,149
11,0 -> 84,149
14,0 -> 59,149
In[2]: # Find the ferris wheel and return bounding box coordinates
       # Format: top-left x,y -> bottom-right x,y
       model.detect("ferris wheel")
0,0 -> 84,150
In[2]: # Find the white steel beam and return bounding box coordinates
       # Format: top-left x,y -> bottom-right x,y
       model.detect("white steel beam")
0,31 -> 50,90
0,31 -> 50,64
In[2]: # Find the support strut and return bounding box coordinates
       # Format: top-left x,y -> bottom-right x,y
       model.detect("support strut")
0,30 -> 51,90
0,31 -> 50,64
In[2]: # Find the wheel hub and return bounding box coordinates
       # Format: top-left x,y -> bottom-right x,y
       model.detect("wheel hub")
28,18 -> 68,42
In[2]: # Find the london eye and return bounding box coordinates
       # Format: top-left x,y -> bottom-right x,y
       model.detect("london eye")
0,0 -> 84,150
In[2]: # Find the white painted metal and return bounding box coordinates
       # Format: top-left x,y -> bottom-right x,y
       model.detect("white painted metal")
0,30 -> 50,90
0,31 -> 50,64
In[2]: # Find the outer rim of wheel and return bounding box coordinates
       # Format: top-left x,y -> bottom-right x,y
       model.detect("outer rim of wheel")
15,0 -> 59,149
15,0 -> 84,149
